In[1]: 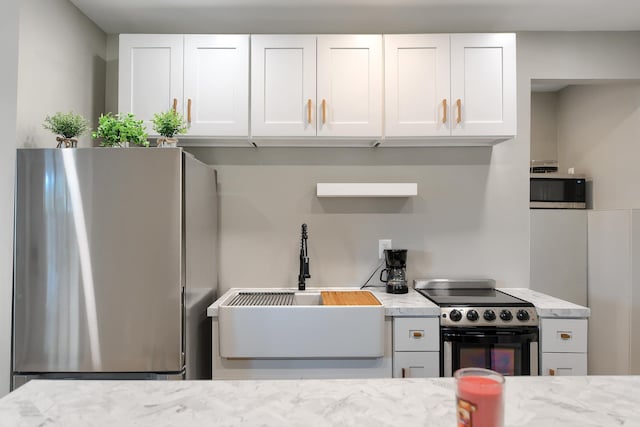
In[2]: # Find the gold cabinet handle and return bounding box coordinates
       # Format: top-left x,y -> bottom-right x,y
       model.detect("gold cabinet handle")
172,98 -> 178,113
412,331 -> 423,338
307,99 -> 312,124
322,99 -> 326,125
187,98 -> 192,124
401,368 -> 406,378
560,333 -> 572,340
456,99 -> 461,124
549,368 -> 555,376
442,99 -> 447,124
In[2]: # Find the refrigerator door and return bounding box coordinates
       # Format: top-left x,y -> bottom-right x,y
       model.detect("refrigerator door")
14,148 -> 184,373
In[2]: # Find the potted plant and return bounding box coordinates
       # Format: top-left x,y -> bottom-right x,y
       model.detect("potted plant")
42,111 -> 90,148
91,113 -> 149,147
152,109 -> 187,147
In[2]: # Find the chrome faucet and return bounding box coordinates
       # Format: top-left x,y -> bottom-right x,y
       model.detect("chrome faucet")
298,223 -> 310,290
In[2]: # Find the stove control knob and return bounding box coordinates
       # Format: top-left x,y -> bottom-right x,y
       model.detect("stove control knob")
500,309 -> 513,321
450,310 -> 462,322
517,310 -> 530,321
466,310 -> 479,321
483,310 -> 496,321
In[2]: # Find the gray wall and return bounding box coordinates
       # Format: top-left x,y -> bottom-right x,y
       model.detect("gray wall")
530,92 -> 558,164
187,146 -> 522,294
0,0 -> 20,399
0,0 -> 106,395
557,82 -> 640,209
16,0 -> 107,148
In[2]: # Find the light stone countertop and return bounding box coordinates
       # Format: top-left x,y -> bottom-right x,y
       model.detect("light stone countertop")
207,286 -> 589,319
1,376 -> 637,426
207,286 -> 440,318
500,288 -> 590,318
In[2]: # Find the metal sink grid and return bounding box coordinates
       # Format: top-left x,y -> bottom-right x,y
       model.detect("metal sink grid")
226,292 -> 295,306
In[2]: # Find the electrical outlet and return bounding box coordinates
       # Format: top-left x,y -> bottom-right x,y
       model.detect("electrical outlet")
378,239 -> 392,259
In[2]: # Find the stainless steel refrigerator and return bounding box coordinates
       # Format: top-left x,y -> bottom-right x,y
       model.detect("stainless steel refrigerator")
12,148 -> 218,389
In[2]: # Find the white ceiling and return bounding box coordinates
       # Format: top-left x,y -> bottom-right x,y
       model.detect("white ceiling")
69,0 -> 640,34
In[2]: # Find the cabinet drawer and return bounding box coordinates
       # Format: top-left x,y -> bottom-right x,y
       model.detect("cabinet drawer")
393,317 -> 439,351
541,352 -> 587,376
541,318 -> 588,353
393,351 -> 439,378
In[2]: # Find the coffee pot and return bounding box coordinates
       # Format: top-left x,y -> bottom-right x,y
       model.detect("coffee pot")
380,249 -> 408,294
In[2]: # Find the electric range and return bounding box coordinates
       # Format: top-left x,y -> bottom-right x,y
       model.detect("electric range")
414,279 -> 539,376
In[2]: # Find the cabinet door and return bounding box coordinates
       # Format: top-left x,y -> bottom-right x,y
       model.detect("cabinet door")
184,35 -> 249,136
450,33 -> 516,136
317,35 -> 382,137
118,34 -> 184,135
251,35 -> 316,137
541,352 -> 587,376
384,34 -> 450,137
393,352 -> 440,378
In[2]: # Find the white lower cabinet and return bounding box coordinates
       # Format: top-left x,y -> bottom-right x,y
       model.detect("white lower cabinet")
540,318 -> 588,376
393,317 -> 440,378
393,351 -> 439,378
541,352 -> 587,376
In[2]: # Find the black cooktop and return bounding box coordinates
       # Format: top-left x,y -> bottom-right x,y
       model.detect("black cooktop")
416,288 -> 534,307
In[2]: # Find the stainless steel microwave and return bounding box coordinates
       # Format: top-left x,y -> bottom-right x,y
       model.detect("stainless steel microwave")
530,174 -> 586,209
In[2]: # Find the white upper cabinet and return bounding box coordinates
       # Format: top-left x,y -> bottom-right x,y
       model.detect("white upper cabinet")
119,33 -> 515,144
251,35 -> 316,137
317,35 -> 383,138
119,34 -> 249,138
384,33 -> 516,140
251,35 -> 383,139
450,33 -> 516,136
119,34 -> 184,134
184,35 -> 249,136
384,34 -> 450,137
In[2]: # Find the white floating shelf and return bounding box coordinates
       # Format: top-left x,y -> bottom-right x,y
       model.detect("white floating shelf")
316,183 -> 418,198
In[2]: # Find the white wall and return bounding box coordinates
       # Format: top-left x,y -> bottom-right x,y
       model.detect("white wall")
16,0 -> 107,148
557,83 -> 640,209
0,0 -> 20,399
530,92 -> 558,164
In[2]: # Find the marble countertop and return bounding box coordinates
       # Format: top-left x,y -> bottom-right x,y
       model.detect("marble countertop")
501,288 -> 590,318
207,286 -> 588,319
1,376 -> 637,426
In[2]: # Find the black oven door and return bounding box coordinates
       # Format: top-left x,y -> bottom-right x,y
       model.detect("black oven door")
441,327 -> 539,377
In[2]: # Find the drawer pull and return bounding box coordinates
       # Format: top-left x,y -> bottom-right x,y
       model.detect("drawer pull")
560,333 -> 572,340
412,331 -> 424,338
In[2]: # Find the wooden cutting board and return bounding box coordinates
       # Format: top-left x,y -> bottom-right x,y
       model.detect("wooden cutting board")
321,291 -> 381,306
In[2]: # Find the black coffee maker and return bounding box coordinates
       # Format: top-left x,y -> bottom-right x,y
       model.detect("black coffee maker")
380,249 -> 408,294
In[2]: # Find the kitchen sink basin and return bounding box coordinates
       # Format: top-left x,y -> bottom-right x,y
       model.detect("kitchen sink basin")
217,289 -> 384,358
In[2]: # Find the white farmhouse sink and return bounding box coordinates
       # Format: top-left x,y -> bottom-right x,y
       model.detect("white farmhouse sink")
218,290 -> 384,358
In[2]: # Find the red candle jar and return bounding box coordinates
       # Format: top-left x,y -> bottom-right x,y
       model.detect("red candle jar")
454,368 -> 505,427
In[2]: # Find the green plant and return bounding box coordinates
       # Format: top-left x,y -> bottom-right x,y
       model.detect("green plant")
91,113 -> 149,147
43,111 -> 89,138
152,109 -> 188,138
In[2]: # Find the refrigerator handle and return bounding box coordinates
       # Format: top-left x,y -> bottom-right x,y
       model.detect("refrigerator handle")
181,286 -> 186,366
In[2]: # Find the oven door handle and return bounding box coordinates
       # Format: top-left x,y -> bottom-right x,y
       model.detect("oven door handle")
441,330 -> 538,344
